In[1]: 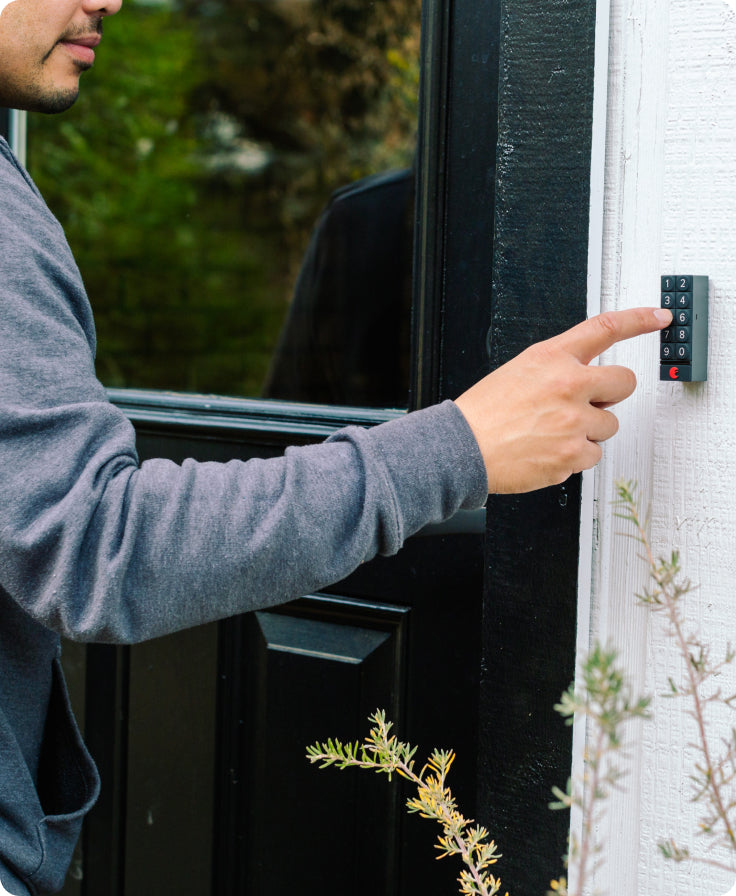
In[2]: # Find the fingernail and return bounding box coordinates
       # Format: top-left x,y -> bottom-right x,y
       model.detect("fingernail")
654,308 -> 673,324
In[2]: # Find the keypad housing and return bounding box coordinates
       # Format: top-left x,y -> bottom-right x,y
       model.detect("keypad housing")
660,275 -> 708,382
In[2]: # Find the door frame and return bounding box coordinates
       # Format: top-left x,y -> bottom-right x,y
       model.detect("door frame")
477,0 -> 598,889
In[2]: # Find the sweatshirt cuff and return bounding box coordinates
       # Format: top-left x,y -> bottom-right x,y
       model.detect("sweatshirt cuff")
363,400 -> 488,541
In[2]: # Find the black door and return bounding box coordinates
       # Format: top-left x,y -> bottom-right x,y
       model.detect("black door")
5,0 -> 598,891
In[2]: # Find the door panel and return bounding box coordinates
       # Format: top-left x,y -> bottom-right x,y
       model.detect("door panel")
237,598 -> 407,896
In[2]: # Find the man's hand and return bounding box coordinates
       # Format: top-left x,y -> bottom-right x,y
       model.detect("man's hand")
455,307 -> 673,494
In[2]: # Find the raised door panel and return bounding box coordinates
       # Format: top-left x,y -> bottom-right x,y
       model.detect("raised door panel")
219,595 -> 409,895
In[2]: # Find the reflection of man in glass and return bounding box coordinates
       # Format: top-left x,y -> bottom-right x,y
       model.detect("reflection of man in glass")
264,169 -> 413,408
0,1 -> 670,893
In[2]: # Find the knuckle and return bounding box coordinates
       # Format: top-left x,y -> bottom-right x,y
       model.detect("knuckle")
594,311 -> 620,339
558,443 -> 579,469
528,340 -> 556,364
557,368 -> 588,402
558,404 -> 584,432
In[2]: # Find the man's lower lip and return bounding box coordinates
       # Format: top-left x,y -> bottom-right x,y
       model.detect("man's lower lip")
60,42 -> 95,65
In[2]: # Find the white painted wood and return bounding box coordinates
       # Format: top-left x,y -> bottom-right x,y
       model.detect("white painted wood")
8,109 -> 26,167
583,0 -> 736,892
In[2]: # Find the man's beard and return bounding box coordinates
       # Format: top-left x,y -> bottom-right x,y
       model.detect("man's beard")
33,85 -> 81,114
0,77 -> 81,114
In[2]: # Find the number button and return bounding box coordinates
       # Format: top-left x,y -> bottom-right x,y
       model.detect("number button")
676,327 -> 690,343
661,343 -> 675,361
676,309 -> 690,325
662,293 -> 675,309
661,327 -> 674,342
677,276 -> 691,291
675,343 -> 691,361
661,276 -> 676,291
676,292 -> 691,308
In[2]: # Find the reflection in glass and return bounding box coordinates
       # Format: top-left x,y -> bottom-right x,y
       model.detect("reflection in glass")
264,168 -> 413,408
26,0 -> 420,408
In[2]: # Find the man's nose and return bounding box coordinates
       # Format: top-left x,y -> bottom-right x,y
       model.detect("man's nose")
81,0 -> 123,17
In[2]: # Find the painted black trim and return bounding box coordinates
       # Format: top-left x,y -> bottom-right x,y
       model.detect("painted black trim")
411,0 -> 452,409
480,0 -> 597,890
412,0 -> 500,406
108,388 -> 403,444
439,0 -> 500,399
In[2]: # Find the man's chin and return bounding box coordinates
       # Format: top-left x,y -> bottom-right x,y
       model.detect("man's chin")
29,86 -> 80,115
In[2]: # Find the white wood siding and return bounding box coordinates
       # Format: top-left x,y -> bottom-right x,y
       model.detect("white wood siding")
584,0 -> 736,892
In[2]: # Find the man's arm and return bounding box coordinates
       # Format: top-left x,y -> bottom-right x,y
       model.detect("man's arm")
455,307 -> 673,494
0,144 -> 670,642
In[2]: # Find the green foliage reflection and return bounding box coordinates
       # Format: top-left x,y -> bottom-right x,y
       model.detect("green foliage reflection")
28,0 -> 419,397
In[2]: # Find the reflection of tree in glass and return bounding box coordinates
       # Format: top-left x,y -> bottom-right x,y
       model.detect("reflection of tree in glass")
27,0 -> 420,398
184,0 -> 420,262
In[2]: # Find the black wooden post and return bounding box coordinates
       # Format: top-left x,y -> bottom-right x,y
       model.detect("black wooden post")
481,0 -> 597,890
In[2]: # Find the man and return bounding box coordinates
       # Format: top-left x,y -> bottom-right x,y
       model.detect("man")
0,0 -> 671,893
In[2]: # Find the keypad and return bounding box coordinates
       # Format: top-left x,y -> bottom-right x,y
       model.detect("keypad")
660,274 -> 709,382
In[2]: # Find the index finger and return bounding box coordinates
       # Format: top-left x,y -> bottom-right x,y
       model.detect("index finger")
549,307 -> 673,365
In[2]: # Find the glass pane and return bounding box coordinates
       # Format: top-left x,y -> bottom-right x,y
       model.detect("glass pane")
27,0 -> 420,409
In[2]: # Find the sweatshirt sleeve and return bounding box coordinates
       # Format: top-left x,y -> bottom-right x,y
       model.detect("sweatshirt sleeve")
0,143 -> 488,645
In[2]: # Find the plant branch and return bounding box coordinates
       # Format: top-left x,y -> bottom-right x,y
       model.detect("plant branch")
615,481 -> 736,862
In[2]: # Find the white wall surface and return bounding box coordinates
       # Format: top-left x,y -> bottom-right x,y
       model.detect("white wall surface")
585,0 -> 736,892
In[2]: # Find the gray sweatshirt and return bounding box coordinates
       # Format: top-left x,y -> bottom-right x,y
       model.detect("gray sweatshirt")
0,137 -> 487,894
